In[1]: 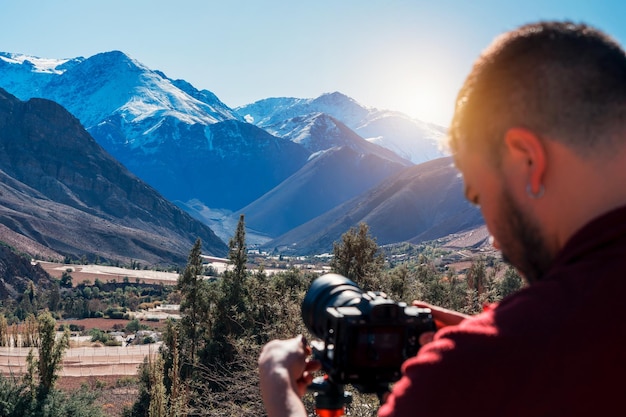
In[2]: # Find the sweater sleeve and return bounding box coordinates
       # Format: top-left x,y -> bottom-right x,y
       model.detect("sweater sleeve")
377,309 -> 514,417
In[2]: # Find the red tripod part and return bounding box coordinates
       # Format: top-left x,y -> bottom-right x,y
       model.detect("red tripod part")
315,408 -> 346,417
309,375 -> 352,417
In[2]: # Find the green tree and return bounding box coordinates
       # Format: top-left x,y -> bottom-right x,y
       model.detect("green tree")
177,238 -> 208,369
499,266 -> 525,297
202,214 -> 251,365
414,256 -> 448,306
381,263 -> 414,301
60,271 -> 73,288
0,311 -> 102,417
219,213 -> 250,336
330,222 -> 385,291
230,214 -> 247,275
35,311 -> 70,397
46,281 -> 61,312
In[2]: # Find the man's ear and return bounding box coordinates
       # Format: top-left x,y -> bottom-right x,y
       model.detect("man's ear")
503,127 -> 547,194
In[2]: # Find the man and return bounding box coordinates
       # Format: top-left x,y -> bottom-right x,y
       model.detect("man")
258,21 -> 626,416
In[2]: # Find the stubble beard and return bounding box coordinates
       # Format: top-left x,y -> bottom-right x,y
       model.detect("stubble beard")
498,189 -> 554,284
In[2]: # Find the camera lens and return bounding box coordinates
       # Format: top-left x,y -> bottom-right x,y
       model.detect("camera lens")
301,273 -> 363,338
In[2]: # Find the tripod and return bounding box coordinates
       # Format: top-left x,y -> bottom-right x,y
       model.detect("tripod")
308,376 -> 352,417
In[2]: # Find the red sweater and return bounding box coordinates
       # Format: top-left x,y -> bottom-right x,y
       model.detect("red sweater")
378,206 -> 626,417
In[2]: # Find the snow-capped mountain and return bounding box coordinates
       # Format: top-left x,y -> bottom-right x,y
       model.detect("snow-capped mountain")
265,111 -> 411,164
1,51 -> 239,129
0,50 -> 467,253
239,93 -> 370,128
0,52 -> 84,99
229,113 -> 413,237
0,51 -> 309,210
236,91 -> 448,164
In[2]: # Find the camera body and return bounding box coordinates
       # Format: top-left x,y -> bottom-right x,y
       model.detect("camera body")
302,273 -> 435,393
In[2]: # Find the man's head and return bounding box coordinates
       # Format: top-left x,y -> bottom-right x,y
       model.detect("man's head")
449,21 -> 626,162
450,21 -> 626,282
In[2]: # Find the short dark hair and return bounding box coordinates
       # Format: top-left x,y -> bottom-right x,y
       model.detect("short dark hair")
449,21 -> 626,162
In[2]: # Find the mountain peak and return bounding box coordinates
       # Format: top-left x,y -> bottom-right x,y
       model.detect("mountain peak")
313,91 -> 359,106
87,50 -> 145,71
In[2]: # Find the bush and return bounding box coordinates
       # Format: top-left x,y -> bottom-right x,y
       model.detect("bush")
125,319 -> 141,333
109,311 -> 125,319
141,336 -> 155,344
89,328 -> 110,344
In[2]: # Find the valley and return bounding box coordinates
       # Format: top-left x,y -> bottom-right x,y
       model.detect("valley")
0,49 -> 500,417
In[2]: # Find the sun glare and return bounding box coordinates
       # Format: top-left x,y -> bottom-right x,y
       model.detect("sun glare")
384,74 -> 454,127
369,51 -> 457,127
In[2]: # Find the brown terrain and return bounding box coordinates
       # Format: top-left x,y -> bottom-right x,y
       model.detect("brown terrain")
38,261 -> 180,286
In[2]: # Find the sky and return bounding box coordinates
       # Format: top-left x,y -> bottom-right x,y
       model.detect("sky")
2,0 -> 626,127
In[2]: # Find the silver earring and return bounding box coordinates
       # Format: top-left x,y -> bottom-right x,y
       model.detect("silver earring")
526,184 -> 545,199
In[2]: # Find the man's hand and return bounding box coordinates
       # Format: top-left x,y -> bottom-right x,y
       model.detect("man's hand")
413,301 -> 471,345
258,335 -> 321,417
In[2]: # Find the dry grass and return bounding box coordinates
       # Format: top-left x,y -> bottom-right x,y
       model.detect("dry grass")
57,375 -> 140,417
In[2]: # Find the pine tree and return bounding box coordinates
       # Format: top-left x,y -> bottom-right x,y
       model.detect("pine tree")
199,214 -> 251,366
177,238 -> 207,371
225,213 -> 247,303
221,214 -> 249,328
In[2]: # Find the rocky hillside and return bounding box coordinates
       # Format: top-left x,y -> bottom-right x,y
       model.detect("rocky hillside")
0,243 -> 54,299
264,157 -> 484,254
0,88 -> 227,265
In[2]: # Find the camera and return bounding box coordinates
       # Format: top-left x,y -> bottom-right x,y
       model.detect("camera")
301,273 -> 436,394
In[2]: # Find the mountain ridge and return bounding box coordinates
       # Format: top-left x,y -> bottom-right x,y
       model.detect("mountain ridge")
236,91 -> 447,164
0,87 -> 227,265
264,157 -> 483,254
0,50 -> 482,256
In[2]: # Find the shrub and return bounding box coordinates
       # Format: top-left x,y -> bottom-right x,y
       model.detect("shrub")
141,336 -> 155,344
125,319 -> 141,333
89,328 -> 109,344
109,311 -> 125,319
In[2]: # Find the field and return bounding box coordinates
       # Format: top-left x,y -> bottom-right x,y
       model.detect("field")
38,261 -> 181,285
0,316 -> 166,417
8,261 -> 181,417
